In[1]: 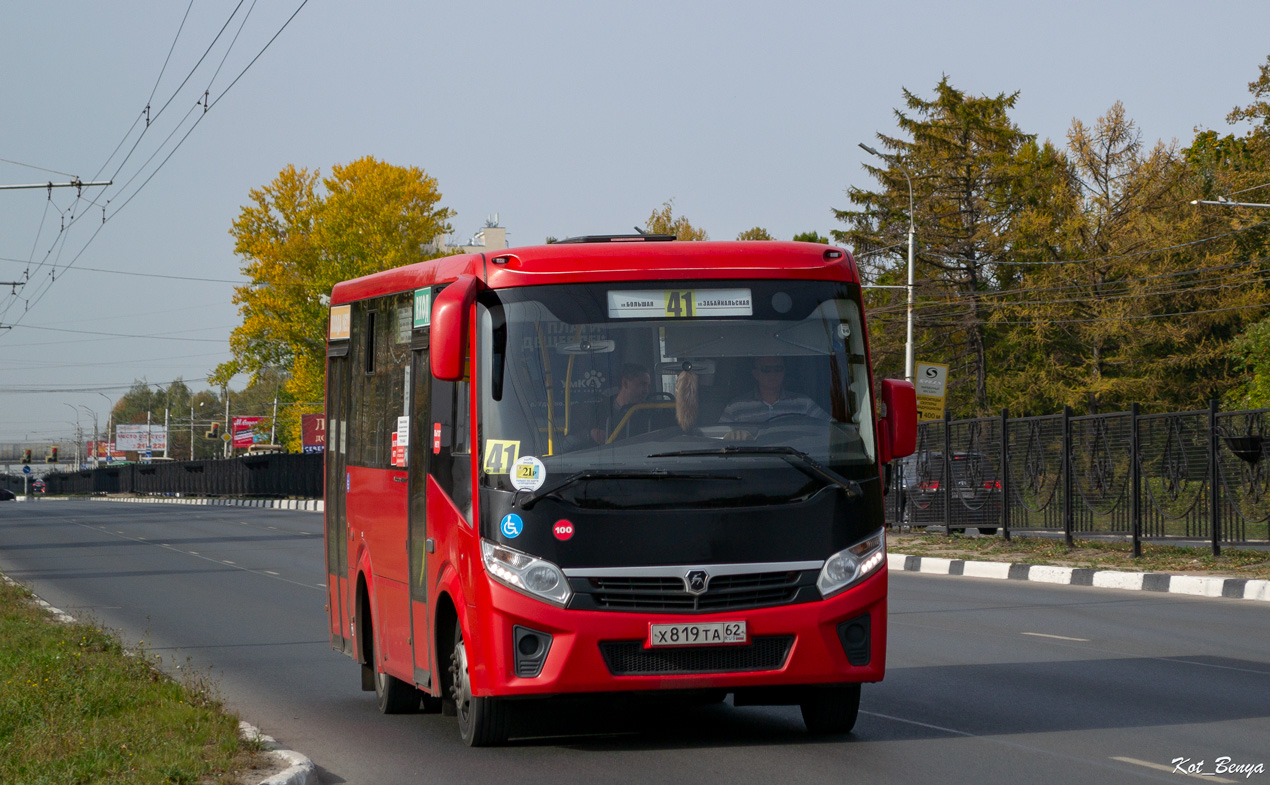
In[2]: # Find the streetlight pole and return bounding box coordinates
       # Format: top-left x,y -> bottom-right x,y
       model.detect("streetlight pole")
97,393 -> 115,463
63,403 -> 81,467
859,142 -> 916,382
79,406 -> 98,467
1190,198 -> 1270,208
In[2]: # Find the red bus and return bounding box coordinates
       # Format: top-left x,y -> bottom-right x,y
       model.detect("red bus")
324,235 -> 916,746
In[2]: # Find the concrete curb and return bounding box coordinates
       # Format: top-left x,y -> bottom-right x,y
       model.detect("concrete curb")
239,722 -> 317,785
84,496 -> 324,512
889,552 -> 1270,602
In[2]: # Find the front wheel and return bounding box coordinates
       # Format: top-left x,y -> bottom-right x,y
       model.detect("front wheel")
799,683 -> 861,735
449,624 -> 510,746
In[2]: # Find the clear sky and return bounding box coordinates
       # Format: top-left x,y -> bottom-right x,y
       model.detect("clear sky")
2,0 -> 1268,445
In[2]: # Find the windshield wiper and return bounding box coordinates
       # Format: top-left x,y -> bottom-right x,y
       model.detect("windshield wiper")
515,469 -> 741,509
647,446 -> 865,500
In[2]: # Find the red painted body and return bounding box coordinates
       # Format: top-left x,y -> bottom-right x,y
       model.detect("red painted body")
324,240 -> 912,708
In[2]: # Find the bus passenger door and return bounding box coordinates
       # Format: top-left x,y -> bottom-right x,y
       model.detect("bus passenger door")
325,352 -> 354,656
407,341 -> 434,688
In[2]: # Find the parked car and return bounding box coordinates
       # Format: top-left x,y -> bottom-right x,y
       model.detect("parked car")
899,451 -> 1001,535
0,488 -> 16,501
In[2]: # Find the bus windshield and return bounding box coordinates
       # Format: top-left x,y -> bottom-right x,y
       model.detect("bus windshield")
477,280 -> 875,508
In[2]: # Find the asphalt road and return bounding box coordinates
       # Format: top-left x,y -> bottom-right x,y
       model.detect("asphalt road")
1,500 -> 1266,785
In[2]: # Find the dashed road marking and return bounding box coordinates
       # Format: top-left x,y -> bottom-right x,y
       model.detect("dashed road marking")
1022,632 -> 1090,642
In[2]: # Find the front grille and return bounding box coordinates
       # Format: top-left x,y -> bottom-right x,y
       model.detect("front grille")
599,636 -> 794,676
587,571 -> 804,613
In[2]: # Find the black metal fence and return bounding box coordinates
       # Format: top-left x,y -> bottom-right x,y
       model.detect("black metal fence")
27,453 -> 323,499
887,402 -> 1270,555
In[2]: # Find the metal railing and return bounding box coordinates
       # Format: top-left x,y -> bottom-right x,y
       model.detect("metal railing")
24,453 -> 323,499
887,402 -> 1270,555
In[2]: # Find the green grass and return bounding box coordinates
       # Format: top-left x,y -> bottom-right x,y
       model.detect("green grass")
888,530 -> 1270,580
0,579 -> 261,785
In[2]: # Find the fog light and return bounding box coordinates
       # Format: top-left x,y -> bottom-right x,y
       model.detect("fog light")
513,625 -> 553,678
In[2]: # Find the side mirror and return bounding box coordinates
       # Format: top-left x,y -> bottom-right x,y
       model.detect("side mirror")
431,275 -> 479,382
878,378 -> 917,465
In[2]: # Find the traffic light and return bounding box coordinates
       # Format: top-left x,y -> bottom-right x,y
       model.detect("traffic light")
205,422 -> 220,440
45,447 -> 58,463
21,449 -> 31,464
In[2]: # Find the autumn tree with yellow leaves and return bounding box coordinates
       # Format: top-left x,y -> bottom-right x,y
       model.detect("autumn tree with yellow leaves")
211,156 -> 454,448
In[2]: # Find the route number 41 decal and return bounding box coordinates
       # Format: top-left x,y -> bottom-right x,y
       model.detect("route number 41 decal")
483,440 -> 521,475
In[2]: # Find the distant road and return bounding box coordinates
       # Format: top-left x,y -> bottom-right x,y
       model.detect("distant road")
1,501 -> 1266,785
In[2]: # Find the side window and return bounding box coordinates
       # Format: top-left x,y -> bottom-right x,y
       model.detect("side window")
347,293 -> 414,469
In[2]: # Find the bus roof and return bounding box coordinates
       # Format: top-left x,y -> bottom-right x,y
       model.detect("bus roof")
329,240 -> 858,305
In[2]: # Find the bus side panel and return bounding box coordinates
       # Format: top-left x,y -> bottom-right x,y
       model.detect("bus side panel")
374,577 -> 413,682
347,465 -> 411,674
347,466 -> 409,585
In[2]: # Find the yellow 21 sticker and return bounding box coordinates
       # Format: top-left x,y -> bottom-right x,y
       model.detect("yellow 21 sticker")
482,440 -> 521,475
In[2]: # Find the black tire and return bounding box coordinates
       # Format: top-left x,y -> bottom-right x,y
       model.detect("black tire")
449,624 -> 510,746
373,636 -> 420,714
799,683 -> 861,735
977,527 -> 998,536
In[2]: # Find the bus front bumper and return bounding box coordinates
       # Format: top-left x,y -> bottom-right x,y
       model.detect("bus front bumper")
465,566 -> 887,698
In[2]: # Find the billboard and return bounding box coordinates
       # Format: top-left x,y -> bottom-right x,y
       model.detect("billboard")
232,417 -> 268,449
115,425 -> 168,452
301,413 -> 326,454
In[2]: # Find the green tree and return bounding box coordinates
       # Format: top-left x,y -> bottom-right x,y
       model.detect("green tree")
793,231 -> 829,244
645,199 -> 708,240
835,77 -> 1036,412
213,157 -> 454,448
736,227 -> 773,241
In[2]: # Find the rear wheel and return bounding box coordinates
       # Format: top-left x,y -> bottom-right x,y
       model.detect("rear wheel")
449,624 -> 510,746
799,683 -> 861,735
372,627 -> 420,714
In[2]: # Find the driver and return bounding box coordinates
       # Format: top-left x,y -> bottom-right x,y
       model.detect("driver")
589,363 -> 652,444
719,356 -> 829,424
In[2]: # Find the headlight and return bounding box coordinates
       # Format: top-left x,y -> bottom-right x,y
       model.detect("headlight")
817,529 -> 886,598
481,540 -> 572,607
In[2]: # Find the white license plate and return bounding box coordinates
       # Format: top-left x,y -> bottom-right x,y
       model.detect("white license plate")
648,621 -> 747,647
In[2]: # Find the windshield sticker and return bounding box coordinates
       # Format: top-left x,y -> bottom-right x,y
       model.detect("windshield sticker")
553,520 -> 575,541
483,440 -> 521,475
511,456 -> 546,492
500,513 -> 524,539
607,289 -> 753,319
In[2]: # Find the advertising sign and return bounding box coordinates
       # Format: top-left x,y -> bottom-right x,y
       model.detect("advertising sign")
915,361 -> 950,422
301,413 -> 326,454
232,417 -> 267,449
115,425 -> 168,452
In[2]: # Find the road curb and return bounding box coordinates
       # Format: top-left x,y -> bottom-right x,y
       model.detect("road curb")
239,722 -> 317,785
84,496 -> 324,512
889,552 -> 1270,601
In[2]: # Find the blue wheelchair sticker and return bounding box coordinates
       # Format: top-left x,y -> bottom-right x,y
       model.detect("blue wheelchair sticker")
500,513 -> 524,539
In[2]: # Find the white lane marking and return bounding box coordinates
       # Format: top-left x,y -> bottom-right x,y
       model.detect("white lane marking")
264,571 -> 279,576
864,712 -> 1202,781
316,583 -> 326,588
1112,756 -> 1237,783
223,560 -> 235,565
1022,632 -> 1090,642
188,551 -> 199,555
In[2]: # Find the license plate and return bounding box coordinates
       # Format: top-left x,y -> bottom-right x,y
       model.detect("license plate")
648,621 -> 747,647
